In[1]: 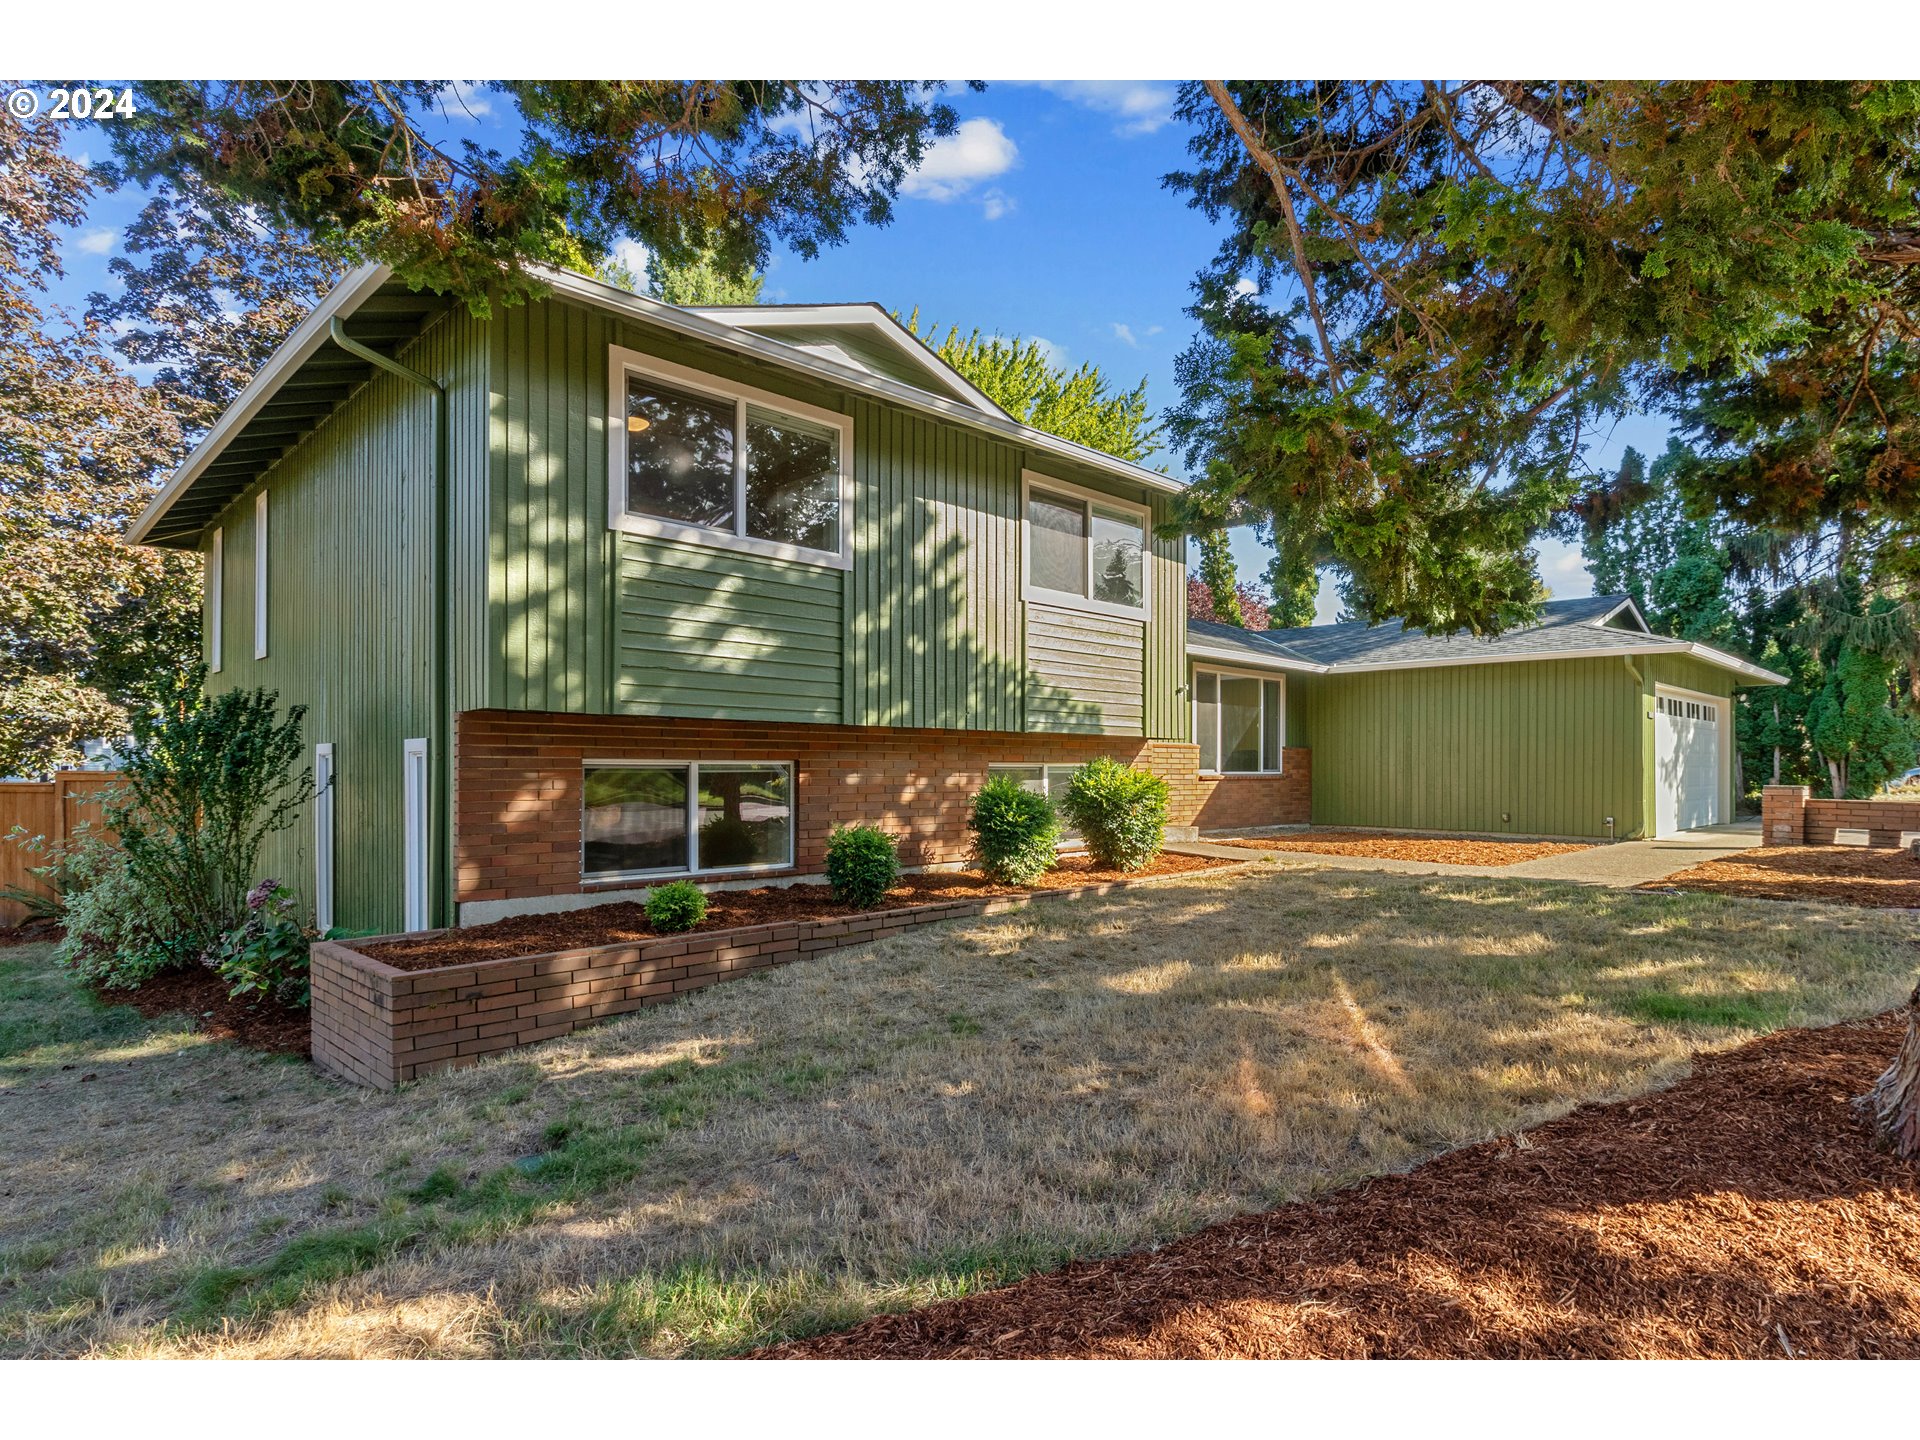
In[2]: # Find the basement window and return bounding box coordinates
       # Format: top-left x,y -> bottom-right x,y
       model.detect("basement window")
583,760 -> 794,882
987,763 -> 1086,842
608,346 -> 851,568
1193,669 -> 1286,774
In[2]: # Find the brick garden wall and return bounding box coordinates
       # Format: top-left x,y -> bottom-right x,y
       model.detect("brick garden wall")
1762,784 -> 1920,847
455,709 -> 1310,911
312,865 -> 1260,1089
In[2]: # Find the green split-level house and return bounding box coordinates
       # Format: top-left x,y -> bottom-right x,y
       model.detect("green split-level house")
126,265 -> 1785,934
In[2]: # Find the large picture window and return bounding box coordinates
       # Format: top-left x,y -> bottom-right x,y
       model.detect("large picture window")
583,761 -> 793,881
1022,473 -> 1148,617
609,347 -> 850,567
1193,670 -> 1286,774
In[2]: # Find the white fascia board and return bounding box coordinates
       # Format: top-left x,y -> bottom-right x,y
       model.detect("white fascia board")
683,302 -> 1010,420
1186,641 -> 1329,674
539,267 -> 1188,498
126,263 -> 395,546
1326,640 -> 1786,684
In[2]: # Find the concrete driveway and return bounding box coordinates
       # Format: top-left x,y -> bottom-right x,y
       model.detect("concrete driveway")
1172,819 -> 1761,889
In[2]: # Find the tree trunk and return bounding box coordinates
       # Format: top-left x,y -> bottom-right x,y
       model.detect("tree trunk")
1858,984 -> 1920,1159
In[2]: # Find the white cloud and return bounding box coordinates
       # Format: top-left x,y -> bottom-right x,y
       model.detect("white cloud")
900,117 -> 1019,203
608,237 -> 652,289
980,188 -> 1014,221
1026,335 -> 1066,368
1036,81 -> 1178,137
445,81 -> 492,120
1112,322 -> 1139,348
1233,277 -> 1259,297
1536,539 -> 1595,599
75,228 -> 116,256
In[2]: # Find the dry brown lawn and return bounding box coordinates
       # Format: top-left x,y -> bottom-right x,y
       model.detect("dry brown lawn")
2,865 -> 1915,1359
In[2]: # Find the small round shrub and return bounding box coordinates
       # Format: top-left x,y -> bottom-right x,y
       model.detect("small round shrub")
1057,758 -> 1170,872
825,824 -> 899,908
967,774 -> 1059,885
645,879 -> 709,934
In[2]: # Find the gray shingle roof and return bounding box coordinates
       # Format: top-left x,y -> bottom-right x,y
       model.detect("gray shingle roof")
1185,595 -> 1785,683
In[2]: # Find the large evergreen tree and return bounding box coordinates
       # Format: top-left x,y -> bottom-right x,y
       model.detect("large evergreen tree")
1167,82 -> 1920,637
107,82 -> 974,311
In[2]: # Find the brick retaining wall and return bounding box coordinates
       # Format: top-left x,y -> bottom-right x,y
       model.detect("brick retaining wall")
456,709 -> 1309,913
312,863 -> 1260,1089
1762,784 -> 1920,847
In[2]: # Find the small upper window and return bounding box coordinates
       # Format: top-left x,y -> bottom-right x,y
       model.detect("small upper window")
611,349 -> 849,567
1023,475 -> 1148,617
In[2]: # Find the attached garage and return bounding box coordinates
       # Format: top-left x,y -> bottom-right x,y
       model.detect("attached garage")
1188,595 -> 1785,841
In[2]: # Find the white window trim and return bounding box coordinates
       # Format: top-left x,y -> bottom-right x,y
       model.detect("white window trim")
581,758 -> 796,884
253,488 -> 269,660
1020,470 -> 1152,623
1654,682 -> 1731,823
313,743 -> 335,933
402,738 -> 429,933
1192,664 -> 1287,776
606,345 -> 853,571
207,527 -> 224,673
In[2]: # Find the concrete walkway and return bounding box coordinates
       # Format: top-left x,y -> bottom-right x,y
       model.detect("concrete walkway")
1168,819 -> 1761,890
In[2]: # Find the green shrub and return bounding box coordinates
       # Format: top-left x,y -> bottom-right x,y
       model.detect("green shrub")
106,666 -> 312,960
825,824 -> 899,908
646,880 -> 708,934
56,838 -> 194,989
1058,758 -> 1170,871
213,880 -> 313,1008
967,775 -> 1059,885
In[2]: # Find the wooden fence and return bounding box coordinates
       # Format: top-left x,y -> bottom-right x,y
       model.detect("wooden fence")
0,771 -> 122,926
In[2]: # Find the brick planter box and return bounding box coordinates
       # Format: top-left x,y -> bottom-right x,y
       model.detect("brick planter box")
311,863 -> 1261,1089
1763,784 -> 1920,847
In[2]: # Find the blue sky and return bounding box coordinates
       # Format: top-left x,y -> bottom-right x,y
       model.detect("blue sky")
46,80 -> 1679,620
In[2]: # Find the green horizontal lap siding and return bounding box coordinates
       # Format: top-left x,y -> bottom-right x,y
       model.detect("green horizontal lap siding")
1026,605 -> 1145,734
203,309 -> 491,934
1301,657 -> 1643,838
617,542 -> 842,721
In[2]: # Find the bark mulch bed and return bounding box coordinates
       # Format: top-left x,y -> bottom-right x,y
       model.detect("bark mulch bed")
363,851 -> 1244,972
1648,845 -> 1920,910
96,966 -> 311,1058
1221,829 -> 1589,866
763,1011 -> 1920,1359
0,919 -> 62,950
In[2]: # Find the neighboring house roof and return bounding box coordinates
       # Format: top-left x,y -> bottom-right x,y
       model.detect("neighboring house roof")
679,303 -> 1011,420
1186,594 -> 1787,685
127,264 -> 1184,549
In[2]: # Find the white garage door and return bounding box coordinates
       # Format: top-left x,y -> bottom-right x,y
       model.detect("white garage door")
1654,691 -> 1721,836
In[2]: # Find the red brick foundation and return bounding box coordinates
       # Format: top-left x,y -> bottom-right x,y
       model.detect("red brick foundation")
312,863 -> 1262,1089
456,709 -> 1310,912
1762,784 -> 1920,846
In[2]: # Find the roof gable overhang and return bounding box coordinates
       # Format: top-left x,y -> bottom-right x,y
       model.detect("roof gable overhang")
680,302 -> 1010,420
127,264 -> 449,548
128,263 -> 1187,549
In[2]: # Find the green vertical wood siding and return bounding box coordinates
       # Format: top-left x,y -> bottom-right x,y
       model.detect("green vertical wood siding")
1025,606 -> 1146,734
482,296 -> 1186,736
203,309 -> 491,933
1300,656 -> 1646,838
1144,493 -> 1188,740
